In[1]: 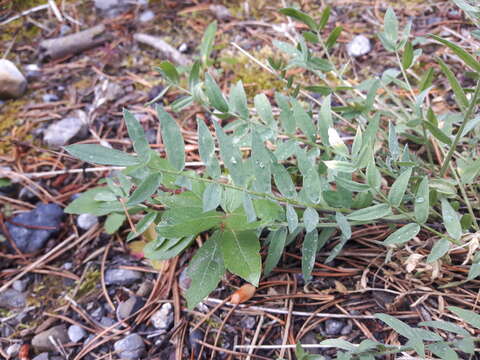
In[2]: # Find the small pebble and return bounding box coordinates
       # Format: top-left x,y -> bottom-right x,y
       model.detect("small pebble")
209,4 -> 232,21
346,35 -> 371,57
151,303 -> 173,330
341,320 -> 353,335
117,296 -> 145,320
68,324 -> 87,342
139,10 -> 155,22
114,333 -> 146,360
6,343 -> 21,357
0,289 -> 26,309
77,213 -> 98,230
178,43 -> 188,53
42,93 -> 59,102
325,319 -> 345,336
31,325 -> 69,352
105,269 -> 143,286
0,59 -> 27,99
43,111 -> 88,147
100,316 -> 117,327
12,278 -> 30,292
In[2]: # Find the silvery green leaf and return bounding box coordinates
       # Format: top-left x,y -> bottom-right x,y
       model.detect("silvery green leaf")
388,121 -> 400,160
347,204 -> 392,221
127,173 -> 162,206
303,207 -> 319,233
251,131 -> 272,193
428,343 -> 459,360
197,118 -> 221,178
335,212 -> 351,239
272,163 -> 297,199
205,73 -> 229,112
123,109 -> 150,160
274,139 -> 297,161
387,168 -> 412,207
65,144 -> 140,166
286,204 -> 299,233
441,198 -> 462,240
375,313 -> 416,340
325,234 -> 348,263
292,99 -> 316,141
383,223 -> 420,245
383,8 -> 399,45
419,320 -> 469,336
264,227 -> 287,276
414,176 -> 429,223
254,93 -> 274,125
275,92 -> 295,134
448,306 -> 480,330
105,213 -> 126,234
318,227 -> 335,252
214,121 -> 245,186
242,192 -> 257,223
427,238 -> 450,263
126,211 -> 157,242
186,231 -> 224,309
200,21 -> 217,65
351,127 -> 363,158
328,128 -> 348,156
229,80 -> 249,120
202,183 -> 222,212
304,167 -> 321,203
366,157 -> 382,191
323,160 -> 356,173
157,105 -> 185,171
318,95 -> 332,145
334,176 -> 370,192
302,229 -> 318,282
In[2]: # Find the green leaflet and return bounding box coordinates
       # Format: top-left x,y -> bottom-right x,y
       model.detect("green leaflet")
286,204 -> 299,233
144,236 -> 195,261
123,109 -> 151,160
65,144 -> 140,166
220,229 -> 261,286
448,306 -> 480,330
264,227 -> 287,276
292,99 -> 316,141
156,105 -> 185,171
205,73 -> 229,112
335,212 -> 351,240
126,211 -> 157,242
186,231 -> 224,309
303,207 -> 319,233
200,21 -> 217,65
214,121 -> 245,186
441,198 -> 462,240
197,118 -> 221,178
127,173 -> 162,206
427,238 -> 451,263
104,213 -> 126,234
302,229 -> 318,282
414,176 -> 429,224
251,131 -> 272,194
65,187 -> 124,216
156,207 -> 223,238
387,168 -> 412,207
383,223 -> 420,245
254,93 -> 274,126
202,183 -> 222,212
229,80 -> 249,120
272,162 -> 297,199
347,204 -> 392,221
304,167 -> 321,203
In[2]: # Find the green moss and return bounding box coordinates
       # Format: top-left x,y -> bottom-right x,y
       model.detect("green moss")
75,269 -> 101,299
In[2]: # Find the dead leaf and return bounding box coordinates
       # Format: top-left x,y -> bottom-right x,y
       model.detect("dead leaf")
231,284 -> 256,305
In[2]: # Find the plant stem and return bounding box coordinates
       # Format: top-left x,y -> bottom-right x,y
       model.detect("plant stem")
439,80 -> 480,177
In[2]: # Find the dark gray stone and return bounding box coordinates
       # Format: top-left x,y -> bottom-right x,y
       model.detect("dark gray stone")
117,296 -> 145,320
114,333 -> 145,360
105,269 -> 142,286
32,325 -> 69,352
325,319 -> 345,336
6,203 -> 63,253
0,289 -> 26,309
32,353 -> 50,360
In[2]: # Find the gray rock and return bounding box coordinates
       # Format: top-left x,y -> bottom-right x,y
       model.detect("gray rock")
0,59 -> 27,99
68,324 -> 86,342
151,303 -> 173,330
325,319 -> 345,336
340,320 -> 353,335
114,333 -> 145,360
117,296 -> 145,320
138,10 -> 155,23
94,0 -> 143,17
209,5 -> 232,21
32,324 -> 69,352
0,289 -> 26,309
32,353 -> 50,360
6,343 -> 21,357
76,213 -> 98,230
12,277 -> 30,292
6,203 -> 63,253
346,35 -> 371,57
105,269 -> 142,286
43,110 -> 88,147
100,316 -> 117,327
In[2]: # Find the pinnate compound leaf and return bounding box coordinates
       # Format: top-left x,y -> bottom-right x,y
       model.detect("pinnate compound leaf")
448,306 -> 480,330
65,144 -> 140,166
303,207 -> 319,233
347,204 -> 391,221
387,168 -> 412,207
384,223 -> 420,245
127,173 -> 162,206
415,176 -> 429,224
302,229 -> 318,282
186,231 -> 224,309
123,109 -> 150,159
264,228 -> 287,276
220,229 -> 261,286
156,105 -> 185,171
441,198 -> 462,240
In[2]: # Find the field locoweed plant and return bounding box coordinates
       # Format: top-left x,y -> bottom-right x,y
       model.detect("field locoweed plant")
64,5 -> 480,358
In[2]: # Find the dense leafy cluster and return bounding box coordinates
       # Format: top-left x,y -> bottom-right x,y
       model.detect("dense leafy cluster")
64,4 -> 480,359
